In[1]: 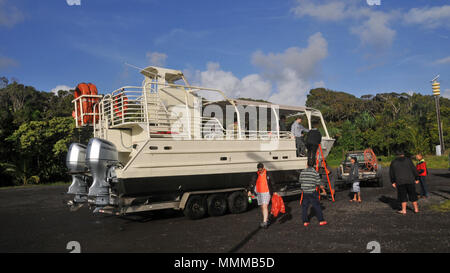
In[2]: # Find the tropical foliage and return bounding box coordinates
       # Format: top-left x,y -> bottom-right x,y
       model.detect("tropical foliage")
0,78 -> 91,186
307,88 -> 450,159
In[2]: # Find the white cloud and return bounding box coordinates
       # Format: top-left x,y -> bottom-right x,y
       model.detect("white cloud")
252,32 -> 328,81
0,0 -> 24,28
404,5 -> 450,28
313,80 -> 326,88
189,32 -> 328,106
434,56 -> 450,65
443,89 -> 450,99
192,62 -> 272,101
50,85 -> 73,95
291,0 -> 354,21
0,56 -> 19,70
66,0 -> 81,6
350,11 -> 396,50
146,51 -> 167,66
291,0 -> 396,51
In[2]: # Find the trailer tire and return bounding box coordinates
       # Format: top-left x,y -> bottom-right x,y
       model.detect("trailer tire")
183,195 -> 207,220
227,191 -> 248,214
207,194 -> 227,217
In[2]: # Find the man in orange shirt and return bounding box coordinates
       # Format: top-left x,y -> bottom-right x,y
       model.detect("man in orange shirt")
248,163 -> 275,229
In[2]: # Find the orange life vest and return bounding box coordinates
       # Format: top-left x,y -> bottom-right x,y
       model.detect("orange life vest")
256,169 -> 269,193
271,193 -> 285,217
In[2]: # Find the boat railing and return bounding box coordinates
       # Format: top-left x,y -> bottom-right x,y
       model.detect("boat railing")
82,85 -> 294,141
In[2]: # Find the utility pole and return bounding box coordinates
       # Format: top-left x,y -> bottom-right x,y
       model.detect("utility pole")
431,75 -> 445,154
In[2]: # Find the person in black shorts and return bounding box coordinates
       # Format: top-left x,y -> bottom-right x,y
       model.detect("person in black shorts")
389,151 -> 420,214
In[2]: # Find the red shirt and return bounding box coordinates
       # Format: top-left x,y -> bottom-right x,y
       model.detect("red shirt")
416,160 -> 427,176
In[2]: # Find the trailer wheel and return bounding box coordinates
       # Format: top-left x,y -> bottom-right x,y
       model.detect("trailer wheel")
183,195 -> 207,220
207,194 -> 228,216
227,191 -> 248,214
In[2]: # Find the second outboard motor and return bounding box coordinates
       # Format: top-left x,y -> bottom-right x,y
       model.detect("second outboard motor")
66,143 -> 89,203
86,138 -> 119,208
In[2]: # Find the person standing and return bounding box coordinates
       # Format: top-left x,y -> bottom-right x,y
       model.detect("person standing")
348,157 -> 361,202
248,163 -> 276,229
299,160 -> 327,227
390,151 -> 420,214
305,121 -> 322,165
291,117 -> 309,157
415,154 -> 429,198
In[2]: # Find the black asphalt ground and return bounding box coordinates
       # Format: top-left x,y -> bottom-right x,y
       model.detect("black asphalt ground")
0,169 -> 449,253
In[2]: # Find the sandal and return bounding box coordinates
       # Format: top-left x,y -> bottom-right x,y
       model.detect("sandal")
397,210 -> 406,215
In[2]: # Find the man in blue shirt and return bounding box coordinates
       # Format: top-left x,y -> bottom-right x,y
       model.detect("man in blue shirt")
291,117 -> 309,157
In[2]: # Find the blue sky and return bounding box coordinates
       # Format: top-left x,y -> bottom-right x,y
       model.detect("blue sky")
0,0 -> 449,105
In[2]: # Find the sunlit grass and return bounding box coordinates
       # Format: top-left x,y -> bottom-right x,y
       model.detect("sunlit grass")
430,200 -> 450,213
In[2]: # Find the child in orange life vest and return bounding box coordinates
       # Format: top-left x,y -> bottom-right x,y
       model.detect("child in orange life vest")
415,154 -> 429,198
248,163 -> 276,229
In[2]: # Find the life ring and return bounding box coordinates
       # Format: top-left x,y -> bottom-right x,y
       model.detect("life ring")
72,85 -> 83,126
87,83 -> 98,123
113,92 -> 128,118
76,83 -> 91,124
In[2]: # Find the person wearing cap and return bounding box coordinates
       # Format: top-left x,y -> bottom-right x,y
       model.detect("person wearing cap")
389,151 -> 420,214
248,163 -> 276,229
299,159 -> 327,227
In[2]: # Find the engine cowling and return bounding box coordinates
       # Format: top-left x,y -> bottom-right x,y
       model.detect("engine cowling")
86,138 -> 119,207
66,143 -> 89,203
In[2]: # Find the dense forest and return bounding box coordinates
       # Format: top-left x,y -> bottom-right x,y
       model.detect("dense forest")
0,77 -> 448,187
0,77 -> 91,187
307,88 -> 450,159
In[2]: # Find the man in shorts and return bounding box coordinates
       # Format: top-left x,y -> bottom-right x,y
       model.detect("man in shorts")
248,163 -> 275,229
389,151 -> 420,214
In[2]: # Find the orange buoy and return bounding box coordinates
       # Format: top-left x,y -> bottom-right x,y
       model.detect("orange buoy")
87,83 -> 98,123
76,83 -> 91,124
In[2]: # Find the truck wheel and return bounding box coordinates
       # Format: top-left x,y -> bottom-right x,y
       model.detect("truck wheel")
228,191 -> 248,214
183,195 -> 207,220
207,194 -> 228,216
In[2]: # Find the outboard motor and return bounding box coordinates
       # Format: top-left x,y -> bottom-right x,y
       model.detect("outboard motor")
66,143 -> 89,203
86,138 -> 119,209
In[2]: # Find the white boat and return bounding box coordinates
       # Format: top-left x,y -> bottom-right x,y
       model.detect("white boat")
66,66 -> 335,218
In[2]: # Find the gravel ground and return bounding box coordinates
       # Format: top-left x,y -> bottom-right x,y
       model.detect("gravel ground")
0,169 -> 449,253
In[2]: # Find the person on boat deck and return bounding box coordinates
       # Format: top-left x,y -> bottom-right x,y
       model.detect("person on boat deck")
248,163 -> 276,229
305,120 -> 322,165
291,117 -> 309,157
279,115 -> 287,132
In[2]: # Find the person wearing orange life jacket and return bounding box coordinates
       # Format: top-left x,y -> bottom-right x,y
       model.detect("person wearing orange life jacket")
248,163 -> 276,229
415,154 -> 429,198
